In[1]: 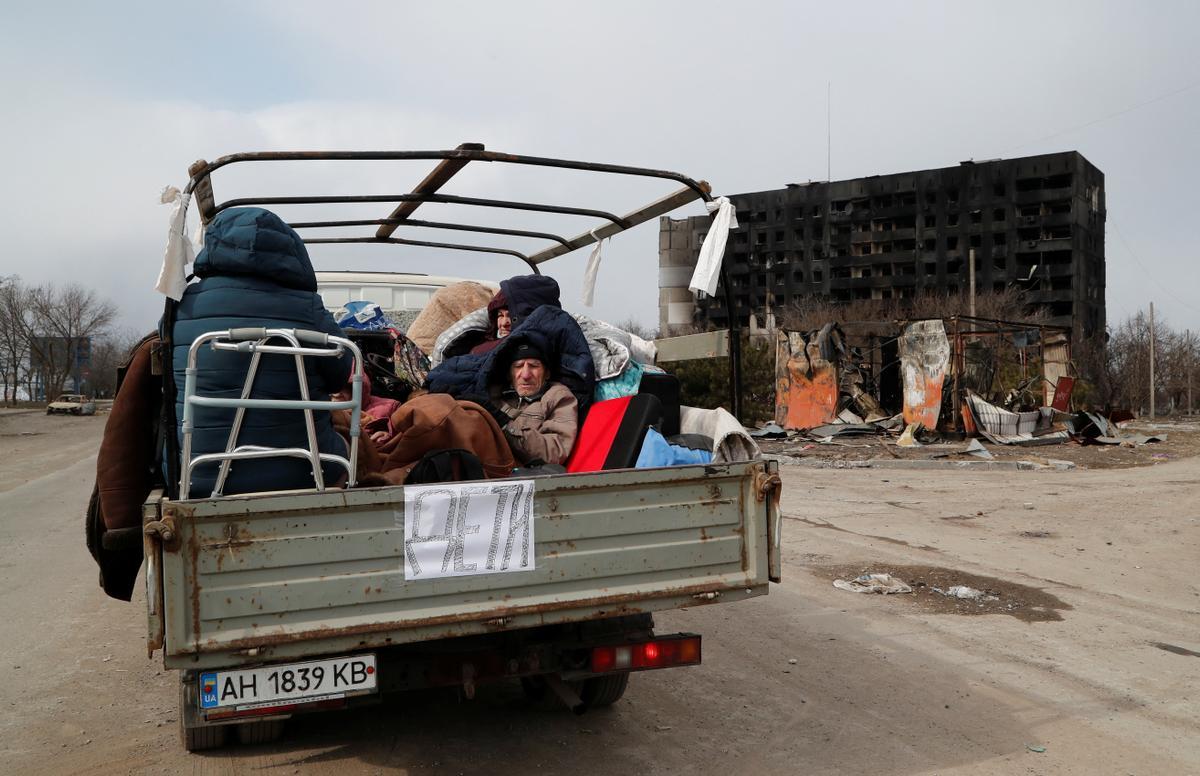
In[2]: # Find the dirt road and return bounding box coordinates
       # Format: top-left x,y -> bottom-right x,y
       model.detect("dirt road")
1,410 -> 1197,775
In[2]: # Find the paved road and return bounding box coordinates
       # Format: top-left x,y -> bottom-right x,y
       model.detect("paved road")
1,414 -> 1197,774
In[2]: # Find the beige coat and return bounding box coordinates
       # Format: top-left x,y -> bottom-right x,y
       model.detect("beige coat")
495,382 -> 579,465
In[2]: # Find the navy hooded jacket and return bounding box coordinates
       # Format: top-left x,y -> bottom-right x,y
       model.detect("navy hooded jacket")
171,207 -> 351,496
500,275 -> 561,322
426,304 -> 595,419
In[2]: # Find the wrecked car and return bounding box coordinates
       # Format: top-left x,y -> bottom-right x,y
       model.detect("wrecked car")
46,394 -> 95,415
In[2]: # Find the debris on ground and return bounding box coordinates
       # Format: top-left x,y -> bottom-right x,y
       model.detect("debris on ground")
833,573 -> 913,594
933,585 -> 998,601
758,419 -> 1200,471
749,421 -> 787,439
821,564 -> 1072,622
897,423 -> 922,448
966,391 -> 1070,445
807,422 -> 882,439
963,438 -> 994,460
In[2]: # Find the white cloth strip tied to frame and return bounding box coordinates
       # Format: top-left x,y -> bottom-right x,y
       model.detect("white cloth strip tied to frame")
688,196 -> 738,297
580,227 -> 608,308
155,186 -> 196,301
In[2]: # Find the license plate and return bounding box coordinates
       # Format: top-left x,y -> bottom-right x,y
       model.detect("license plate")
198,654 -> 377,711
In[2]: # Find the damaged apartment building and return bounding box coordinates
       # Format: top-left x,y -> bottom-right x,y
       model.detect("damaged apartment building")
659,151 -> 1106,342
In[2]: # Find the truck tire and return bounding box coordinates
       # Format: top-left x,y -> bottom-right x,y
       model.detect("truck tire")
179,675 -> 229,752
580,672 -> 630,707
235,719 -> 286,745
182,722 -> 228,752
519,676 -> 549,702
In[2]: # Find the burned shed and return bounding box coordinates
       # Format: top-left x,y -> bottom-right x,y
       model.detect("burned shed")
774,316 -> 1073,434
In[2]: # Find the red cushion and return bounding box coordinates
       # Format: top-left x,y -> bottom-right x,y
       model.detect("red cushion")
565,396 -> 632,473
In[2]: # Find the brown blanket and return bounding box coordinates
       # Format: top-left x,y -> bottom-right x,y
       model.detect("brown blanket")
97,335 -> 160,530
89,333 -> 161,600
406,281 -> 495,353
372,393 -> 515,484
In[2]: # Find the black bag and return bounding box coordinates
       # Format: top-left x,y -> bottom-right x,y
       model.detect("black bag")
406,448 -> 486,484
637,371 -> 681,437
365,353 -> 414,401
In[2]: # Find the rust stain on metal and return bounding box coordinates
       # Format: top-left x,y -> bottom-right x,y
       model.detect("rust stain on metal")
188,534 -> 202,654
163,502 -> 196,519
753,467 -> 782,505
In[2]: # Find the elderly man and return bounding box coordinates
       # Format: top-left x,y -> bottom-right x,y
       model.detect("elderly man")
491,343 -> 579,466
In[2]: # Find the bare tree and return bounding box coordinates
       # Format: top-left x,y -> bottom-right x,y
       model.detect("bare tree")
88,328 -> 148,399
0,277 -> 32,405
1104,309 -> 1200,414
615,317 -> 658,341
22,283 -> 117,400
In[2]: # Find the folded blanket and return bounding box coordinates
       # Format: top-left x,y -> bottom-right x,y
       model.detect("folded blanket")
679,405 -> 761,463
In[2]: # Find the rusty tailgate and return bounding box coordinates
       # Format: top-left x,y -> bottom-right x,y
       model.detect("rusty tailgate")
153,460 -> 779,669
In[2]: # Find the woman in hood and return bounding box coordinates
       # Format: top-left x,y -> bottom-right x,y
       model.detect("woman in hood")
469,290 -> 512,356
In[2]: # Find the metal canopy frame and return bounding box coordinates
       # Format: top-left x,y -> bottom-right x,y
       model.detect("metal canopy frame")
159,143 -> 746,494
184,142 -> 713,275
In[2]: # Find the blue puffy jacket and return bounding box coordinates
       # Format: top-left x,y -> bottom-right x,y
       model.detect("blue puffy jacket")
171,207 -> 351,496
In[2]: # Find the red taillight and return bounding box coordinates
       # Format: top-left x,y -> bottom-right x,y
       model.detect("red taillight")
591,636 -> 701,673
592,646 -> 616,672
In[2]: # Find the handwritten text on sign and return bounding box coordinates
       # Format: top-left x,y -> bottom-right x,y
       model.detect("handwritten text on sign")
399,480 -> 536,580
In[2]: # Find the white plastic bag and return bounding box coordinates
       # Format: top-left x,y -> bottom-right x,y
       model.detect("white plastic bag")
833,573 -> 913,595
688,196 -> 738,296
154,186 -> 196,301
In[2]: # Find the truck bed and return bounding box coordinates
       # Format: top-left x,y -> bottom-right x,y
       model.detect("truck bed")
147,461 -> 781,670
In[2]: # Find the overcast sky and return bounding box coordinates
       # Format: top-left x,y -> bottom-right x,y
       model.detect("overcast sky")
2,1 -> 1198,338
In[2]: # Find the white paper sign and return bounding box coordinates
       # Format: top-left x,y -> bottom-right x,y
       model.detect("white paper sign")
400,480 -> 536,581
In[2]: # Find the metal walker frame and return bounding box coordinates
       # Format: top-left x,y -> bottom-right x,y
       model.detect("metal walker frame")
180,327 -> 363,500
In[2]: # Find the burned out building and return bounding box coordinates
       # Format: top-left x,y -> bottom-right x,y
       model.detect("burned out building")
659,151 -> 1105,341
